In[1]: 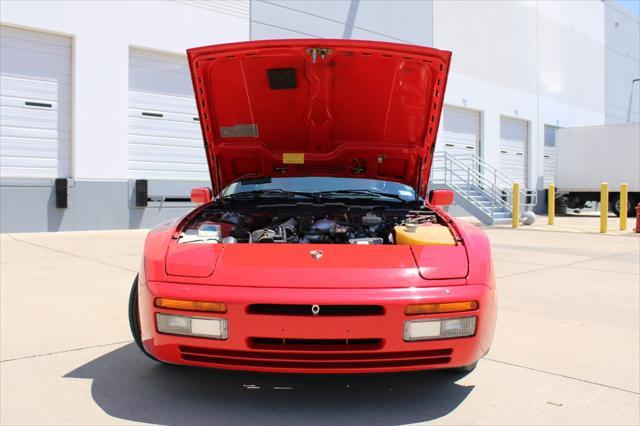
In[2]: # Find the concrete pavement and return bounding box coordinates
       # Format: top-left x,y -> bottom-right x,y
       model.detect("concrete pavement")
1,216 -> 639,425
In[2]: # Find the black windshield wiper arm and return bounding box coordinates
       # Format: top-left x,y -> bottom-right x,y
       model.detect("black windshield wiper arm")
316,190 -> 405,201
223,189 -> 315,199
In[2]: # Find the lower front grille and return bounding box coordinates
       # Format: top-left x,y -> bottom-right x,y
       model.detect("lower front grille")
247,337 -> 384,351
247,304 -> 384,316
178,345 -> 453,370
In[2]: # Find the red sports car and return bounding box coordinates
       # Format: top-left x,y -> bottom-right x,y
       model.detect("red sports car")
129,39 -> 496,374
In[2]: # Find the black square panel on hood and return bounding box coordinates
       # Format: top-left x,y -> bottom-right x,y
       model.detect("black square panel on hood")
267,68 -> 297,90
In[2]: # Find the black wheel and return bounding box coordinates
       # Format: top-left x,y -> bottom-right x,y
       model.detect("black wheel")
610,193 -> 621,217
128,275 -> 162,363
628,195 -> 638,217
555,196 -> 568,216
448,361 -> 477,375
611,194 -> 637,217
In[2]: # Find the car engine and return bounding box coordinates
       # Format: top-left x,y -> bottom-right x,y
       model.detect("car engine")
178,204 -> 441,245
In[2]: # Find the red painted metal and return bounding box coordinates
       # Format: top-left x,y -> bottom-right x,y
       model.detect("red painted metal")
134,40 -> 496,374
139,215 -> 496,373
429,189 -> 455,206
138,276 -> 496,373
163,243 -> 468,285
190,187 -> 211,205
187,39 -> 451,197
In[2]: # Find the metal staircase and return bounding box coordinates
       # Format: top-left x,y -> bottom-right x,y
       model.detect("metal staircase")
430,151 -> 537,225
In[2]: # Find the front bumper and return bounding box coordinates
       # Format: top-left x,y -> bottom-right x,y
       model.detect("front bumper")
138,280 -> 496,374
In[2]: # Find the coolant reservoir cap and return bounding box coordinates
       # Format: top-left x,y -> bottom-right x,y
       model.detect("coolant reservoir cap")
405,223 -> 418,233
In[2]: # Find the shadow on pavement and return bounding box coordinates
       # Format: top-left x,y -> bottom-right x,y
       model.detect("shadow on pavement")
65,343 -> 473,425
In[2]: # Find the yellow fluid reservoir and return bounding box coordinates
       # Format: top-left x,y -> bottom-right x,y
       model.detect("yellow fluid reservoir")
394,223 -> 456,246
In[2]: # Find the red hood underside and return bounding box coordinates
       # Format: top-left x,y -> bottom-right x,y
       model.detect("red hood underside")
187,39 -> 451,196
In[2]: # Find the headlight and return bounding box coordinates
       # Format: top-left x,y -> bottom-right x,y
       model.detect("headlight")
156,313 -> 228,339
403,316 -> 476,341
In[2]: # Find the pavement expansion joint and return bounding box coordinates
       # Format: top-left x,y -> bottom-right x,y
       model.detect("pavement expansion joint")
483,358 -> 640,395
1,341 -> 133,363
6,234 -> 138,273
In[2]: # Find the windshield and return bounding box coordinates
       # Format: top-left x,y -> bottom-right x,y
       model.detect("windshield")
222,177 -> 416,200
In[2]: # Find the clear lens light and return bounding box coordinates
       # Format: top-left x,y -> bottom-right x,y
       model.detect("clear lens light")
440,317 -> 477,338
404,316 -> 476,341
156,313 -> 228,339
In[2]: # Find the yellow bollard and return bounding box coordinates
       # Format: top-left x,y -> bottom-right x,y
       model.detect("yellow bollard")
600,182 -> 608,233
620,183 -> 628,231
512,182 -> 520,228
548,184 -> 555,225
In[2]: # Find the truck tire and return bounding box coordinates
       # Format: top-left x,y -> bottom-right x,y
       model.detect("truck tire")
629,195 -> 638,217
555,196 -> 568,216
611,193 -> 621,217
611,194 -> 637,217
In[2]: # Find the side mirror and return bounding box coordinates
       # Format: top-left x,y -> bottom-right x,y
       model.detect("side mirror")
429,189 -> 454,206
191,187 -> 212,205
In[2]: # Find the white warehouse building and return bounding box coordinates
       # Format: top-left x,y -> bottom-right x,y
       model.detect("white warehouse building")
0,0 -> 638,232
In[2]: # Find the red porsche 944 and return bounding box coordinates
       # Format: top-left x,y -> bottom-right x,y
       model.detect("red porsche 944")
129,39 -> 497,374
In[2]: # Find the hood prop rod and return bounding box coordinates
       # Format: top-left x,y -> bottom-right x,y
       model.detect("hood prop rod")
415,158 -> 423,203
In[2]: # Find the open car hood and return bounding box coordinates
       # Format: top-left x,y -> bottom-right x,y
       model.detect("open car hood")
187,39 -> 451,196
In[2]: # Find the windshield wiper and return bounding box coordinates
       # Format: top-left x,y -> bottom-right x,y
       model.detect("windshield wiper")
223,189 -> 315,199
316,189 -> 406,201
224,189 -> 409,202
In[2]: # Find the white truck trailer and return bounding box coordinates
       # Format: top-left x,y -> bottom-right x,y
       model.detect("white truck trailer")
555,123 -> 639,217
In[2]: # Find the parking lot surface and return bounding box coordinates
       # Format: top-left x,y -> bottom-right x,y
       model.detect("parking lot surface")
1,216 -> 639,425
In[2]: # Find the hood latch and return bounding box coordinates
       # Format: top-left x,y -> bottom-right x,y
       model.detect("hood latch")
306,48 -> 332,63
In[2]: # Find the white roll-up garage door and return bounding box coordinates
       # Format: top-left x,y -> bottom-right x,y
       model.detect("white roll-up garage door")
438,106 -> 481,157
500,116 -> 528,186
128,48 -> 208,180
0,26 -> 71,178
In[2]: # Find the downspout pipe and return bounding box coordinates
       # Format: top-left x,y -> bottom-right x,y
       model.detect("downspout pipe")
627,78 -> 640,122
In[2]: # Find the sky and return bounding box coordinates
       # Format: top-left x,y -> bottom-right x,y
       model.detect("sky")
615,0 -> 640,17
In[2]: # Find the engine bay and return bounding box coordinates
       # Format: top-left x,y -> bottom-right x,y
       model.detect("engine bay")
178,203 -> 457,246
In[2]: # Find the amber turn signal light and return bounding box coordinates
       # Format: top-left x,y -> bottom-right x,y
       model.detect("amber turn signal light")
155,298 -> 227,313
405,301 -> 478,315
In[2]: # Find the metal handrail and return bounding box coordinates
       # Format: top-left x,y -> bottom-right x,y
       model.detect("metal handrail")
444,167 -> 509,215
431,151 -> 538,222
448,153 -> 516,190
432,153 -> 510,214
435,152 -> 537,207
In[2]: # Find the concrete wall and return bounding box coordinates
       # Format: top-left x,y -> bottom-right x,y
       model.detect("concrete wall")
250,0 -> 433,45
0,179 -> 207,233
0,0 -> 631,232
0,1 -> 249,232
604,1 -> 640,123
434,0 -> 606,193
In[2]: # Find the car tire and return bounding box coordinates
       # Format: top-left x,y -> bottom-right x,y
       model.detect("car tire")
448,361 -> 477,375
128,274 -> 163,363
